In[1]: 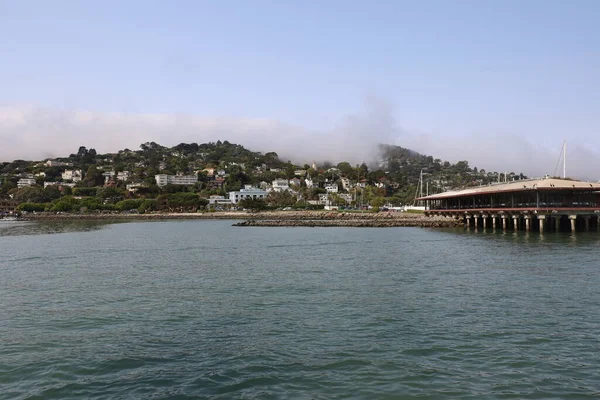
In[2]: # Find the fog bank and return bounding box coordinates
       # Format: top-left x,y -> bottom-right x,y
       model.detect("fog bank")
1,102 -> 599,181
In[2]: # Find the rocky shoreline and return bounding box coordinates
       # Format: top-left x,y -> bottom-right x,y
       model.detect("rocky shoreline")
233,218 -> 459,228
18,211 -> 461,228
232,212 -> 460,228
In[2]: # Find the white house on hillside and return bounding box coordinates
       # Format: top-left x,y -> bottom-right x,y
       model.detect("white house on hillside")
44,181 -> 76,189
305,176 -> 318,189
325,183 -> 339,193
272,179 -> 290,192
229,185 -> 267,204
341,178 -> 353,191
102,171 -> 115,181
338,193 -> 353,204
17,178 -> 37,188
117,171 -> 131,181
45,160 -> 71,167
155,174 -> 197,187
126,183 -> 146,192
289,177 -> 301,187
62,170 -> 82,182
209,195 -> 233,206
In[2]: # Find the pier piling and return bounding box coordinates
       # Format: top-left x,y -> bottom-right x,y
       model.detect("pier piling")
569,215 -> 577,233
538,215 -> 545,233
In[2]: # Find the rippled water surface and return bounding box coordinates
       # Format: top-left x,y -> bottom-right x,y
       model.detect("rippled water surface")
1,220 -> 600,399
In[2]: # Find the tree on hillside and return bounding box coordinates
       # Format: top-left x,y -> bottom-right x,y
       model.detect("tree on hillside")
82,165 -> 104,187
74,146 -> 97,164
12,186 -> 61,203
97,186 -> 125,202
266,190 -> 296,207
156,192 -> 208,212
264,152 -> 280,166
336,162 -> 355,177
368,170 -> 386,182
238,197 -> 267,212
370,196 -> 386,208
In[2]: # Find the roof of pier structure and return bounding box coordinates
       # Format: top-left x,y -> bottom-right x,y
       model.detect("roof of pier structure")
417,178 -> 600,201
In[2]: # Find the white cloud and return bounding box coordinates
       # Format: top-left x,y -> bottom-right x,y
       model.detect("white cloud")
0,98 -> 397,165
401,132 -> 600,180
1,101 -> 599,181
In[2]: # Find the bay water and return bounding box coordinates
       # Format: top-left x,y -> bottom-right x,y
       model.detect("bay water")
1,220 -> 599,399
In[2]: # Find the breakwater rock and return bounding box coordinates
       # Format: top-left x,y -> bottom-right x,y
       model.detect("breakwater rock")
21,211 -> 460,228
233,216 -> 460,228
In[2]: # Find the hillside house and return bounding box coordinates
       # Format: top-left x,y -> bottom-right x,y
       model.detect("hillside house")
341,178 -> 353,191
205,177 -> 225,190
126,183 -> 147,193
325,183 -> 339,193
155,174 -> 197,187
62,170 -> 82,182
45,160 -> 71,167
272,179 -> 290,192
229,186 -> 267,204
289,177 -> 301,186
117,171 -> 131,181
305,176 -> 318,189
338,193 -> 353,204
209,195 -> 233,206
17,178 -> 37,188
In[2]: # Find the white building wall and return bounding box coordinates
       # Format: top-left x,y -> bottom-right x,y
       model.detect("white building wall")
117,171 -> 131,181
229,186 -> 267,204
17,178 -> 37,188
272,179 -> 290,192
325,184 -> 339,193
155,174 -> 197,187
62,170 -> 82,182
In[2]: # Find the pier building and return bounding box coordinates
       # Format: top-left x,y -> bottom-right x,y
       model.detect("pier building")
417,177 -> 600,232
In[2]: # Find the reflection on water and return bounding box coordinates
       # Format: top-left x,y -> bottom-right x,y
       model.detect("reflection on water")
439,226 -> 600,247
0,220 -> 117,237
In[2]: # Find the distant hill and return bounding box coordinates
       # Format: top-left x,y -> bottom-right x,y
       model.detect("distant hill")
377,143 -> 527,193
1,140 -> 527,208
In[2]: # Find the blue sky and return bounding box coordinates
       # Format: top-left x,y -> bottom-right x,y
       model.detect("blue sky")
1,0 -> 599,176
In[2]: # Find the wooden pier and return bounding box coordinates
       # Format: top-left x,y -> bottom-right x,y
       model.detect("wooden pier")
418,178 -> 600,233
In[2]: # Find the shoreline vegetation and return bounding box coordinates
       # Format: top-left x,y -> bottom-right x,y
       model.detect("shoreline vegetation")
19,211 -> 461,228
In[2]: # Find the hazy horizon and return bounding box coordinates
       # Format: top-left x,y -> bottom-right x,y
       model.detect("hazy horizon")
1,1 -> 598,179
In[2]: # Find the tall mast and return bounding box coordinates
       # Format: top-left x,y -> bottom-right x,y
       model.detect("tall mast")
563,140 -> 567,179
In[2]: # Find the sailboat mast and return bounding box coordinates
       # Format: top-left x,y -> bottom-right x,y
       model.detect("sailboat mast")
563,141 -> 567,179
